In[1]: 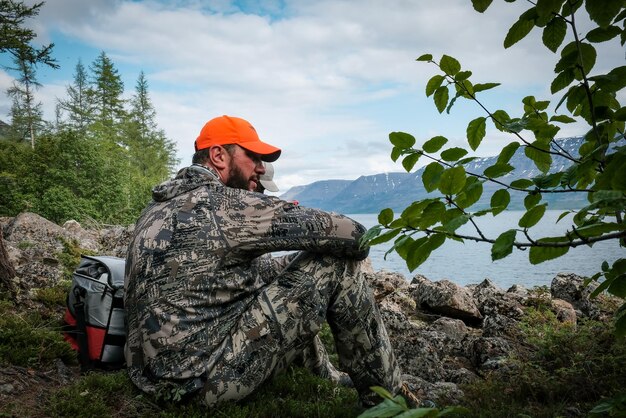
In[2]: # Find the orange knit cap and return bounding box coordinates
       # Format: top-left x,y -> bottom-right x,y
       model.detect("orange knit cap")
195,115 -> 281,162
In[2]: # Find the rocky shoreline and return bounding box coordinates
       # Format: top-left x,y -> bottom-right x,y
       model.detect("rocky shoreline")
0,212 -> 619,404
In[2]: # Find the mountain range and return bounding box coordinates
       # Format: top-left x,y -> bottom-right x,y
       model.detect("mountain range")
280,136 -> 587,213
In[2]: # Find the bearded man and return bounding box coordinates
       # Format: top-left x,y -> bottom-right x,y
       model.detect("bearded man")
124,115 -> 409,407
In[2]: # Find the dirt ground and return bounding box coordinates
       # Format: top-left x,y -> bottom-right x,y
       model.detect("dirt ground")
0,361 -> 80,417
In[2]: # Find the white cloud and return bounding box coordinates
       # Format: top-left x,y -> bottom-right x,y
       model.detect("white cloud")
7,0 -> 623,192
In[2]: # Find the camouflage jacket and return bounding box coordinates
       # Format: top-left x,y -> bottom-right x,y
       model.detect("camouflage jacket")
124,164 -> 369,390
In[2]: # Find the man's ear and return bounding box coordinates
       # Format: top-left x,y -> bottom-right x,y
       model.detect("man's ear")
209,145 -> 229,170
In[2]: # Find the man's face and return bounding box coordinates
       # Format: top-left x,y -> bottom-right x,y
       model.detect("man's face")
224,145 -> 265,192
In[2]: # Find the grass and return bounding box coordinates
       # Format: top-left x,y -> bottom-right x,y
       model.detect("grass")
45,366 -> 360,418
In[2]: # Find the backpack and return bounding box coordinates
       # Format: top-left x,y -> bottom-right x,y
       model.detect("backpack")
63,255 -> 126,371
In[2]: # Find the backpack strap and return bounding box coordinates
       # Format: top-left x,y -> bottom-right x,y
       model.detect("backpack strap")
72,286 -> 94,372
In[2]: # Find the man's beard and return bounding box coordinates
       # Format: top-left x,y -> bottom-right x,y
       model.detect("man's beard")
225,163 -> 254,191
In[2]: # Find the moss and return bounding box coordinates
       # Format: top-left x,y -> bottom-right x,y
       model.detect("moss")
56,237 -> 95,281
34,281 -> 72,308
17,240 -> 36,250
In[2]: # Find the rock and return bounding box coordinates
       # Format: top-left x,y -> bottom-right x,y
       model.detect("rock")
413,278 -> 483,324
482,314 -> 521,339
467,336 -> 513,371
428,317 -> 468,342
551,273 -> 600,319
473,279 -> 524,319
551,298 -> 577,325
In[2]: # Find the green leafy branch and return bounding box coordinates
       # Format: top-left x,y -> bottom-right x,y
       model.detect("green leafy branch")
362,0 -> 626,335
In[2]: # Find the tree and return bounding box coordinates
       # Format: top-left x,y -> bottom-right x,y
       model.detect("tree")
5,47 -> 45,147
363,0 -> 626,334
122,71 -> 178,217
0,0 -> 57,69
89,51 -> 125,139
58,60 -> 94,132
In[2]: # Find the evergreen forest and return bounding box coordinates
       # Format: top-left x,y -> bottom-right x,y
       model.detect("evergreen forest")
1,2 -> 179,225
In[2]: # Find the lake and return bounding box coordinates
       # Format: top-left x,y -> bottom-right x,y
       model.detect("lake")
349,211 -> 624,289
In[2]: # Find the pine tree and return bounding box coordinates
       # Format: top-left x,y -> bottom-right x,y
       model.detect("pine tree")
0,0 -> 57,69
89,51 -> 125,139
58,60 -> 94,132
5,48 -> 44,148
123,71 -> 178,216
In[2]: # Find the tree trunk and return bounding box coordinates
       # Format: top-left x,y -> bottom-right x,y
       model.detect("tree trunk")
0,227 -> 17,299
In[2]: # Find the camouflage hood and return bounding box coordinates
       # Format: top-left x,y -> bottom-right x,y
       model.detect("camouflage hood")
152,164 -> 219,202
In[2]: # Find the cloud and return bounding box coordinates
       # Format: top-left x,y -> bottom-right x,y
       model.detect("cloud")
8,0 -> 623,191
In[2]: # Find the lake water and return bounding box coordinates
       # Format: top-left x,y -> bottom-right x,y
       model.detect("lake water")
349,211 -> 624,289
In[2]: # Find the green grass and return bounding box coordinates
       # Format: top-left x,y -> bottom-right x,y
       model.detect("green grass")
46,367 -> 361,418
457,305 -> 626,418
0,300 -> 76,368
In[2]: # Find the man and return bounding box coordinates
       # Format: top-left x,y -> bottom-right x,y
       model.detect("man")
256,162 -> 279,194
124,115 -> 404,407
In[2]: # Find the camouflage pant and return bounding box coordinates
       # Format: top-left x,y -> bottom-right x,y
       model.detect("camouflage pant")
200,252 -> 402,406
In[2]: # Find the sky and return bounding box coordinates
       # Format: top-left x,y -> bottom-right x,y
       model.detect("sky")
1,0 -> 623,193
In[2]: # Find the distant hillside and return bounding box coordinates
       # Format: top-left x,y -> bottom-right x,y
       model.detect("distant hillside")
281,137 -> 587,213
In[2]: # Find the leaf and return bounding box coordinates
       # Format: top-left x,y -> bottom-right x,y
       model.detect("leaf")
473,82 -> 500,93
391,146 -> 402,162
491,189 -> 511,215
455,70 -> 473,81
402,152 -> 421,172
456,180 -> 483,209
439,166 -> 467,195
369,228 -> 402,246
525,142 -> 552,173
422,135 -> 448,153
443,213 -> 470,232
418,201 -> 447,228
422,162 -> 445,193
389,132 -> 416,149
529,238 -> 570,264
524,193 -> 542,209
586,0 -> 623,28
504,10 -> 536,48
440,55 -> 461,75
536,0 -> 563,25
484,163 -> 515,178
378,208 -> 394,225
612,158 -> 626,190
586,25 -> 622,43
440,147 -> 468,162
519,204 -> 547,228
416,54 -> 433,62
471,0 -> 493,12
576,42 -> 598,79
467,117 -> 486,151
492,109 -> 511,131
357,397 -> 406,418
407,234 -> 447,271
532,172 -> 563,188
554,42 -> 579,72
549,114 -> 576,123
542,16 -> 567,52
510,179 -> 534,189
492,229 -> 517,261
426,74 -> 445,97
360,225 -> 383,246
551,68 -> 575,93
434,86 -> 449,113
497,142 -> 521,164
